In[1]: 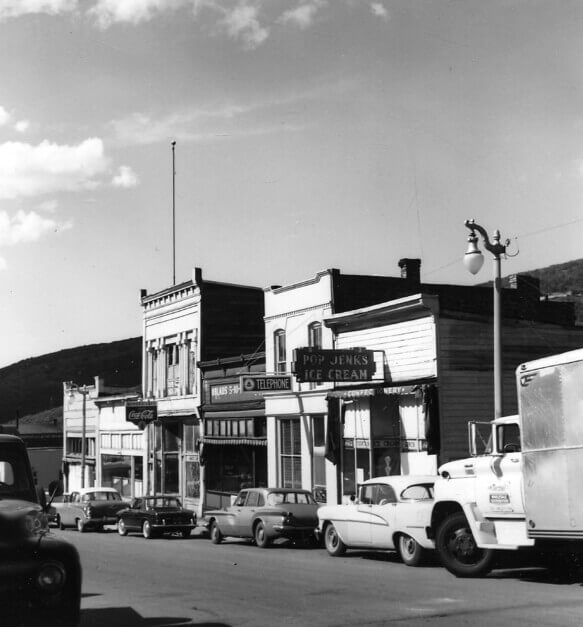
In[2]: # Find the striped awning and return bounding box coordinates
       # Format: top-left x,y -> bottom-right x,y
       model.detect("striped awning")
202,436 -> 267,447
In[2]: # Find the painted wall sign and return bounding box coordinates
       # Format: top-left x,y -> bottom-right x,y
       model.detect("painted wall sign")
240,375 -> 293,392
125,402 -> 157,429
292,348 -> 376,382
210,382 -> 241,401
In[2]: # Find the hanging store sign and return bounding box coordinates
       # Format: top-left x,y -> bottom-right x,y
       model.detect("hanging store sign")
125,402 -> 157,429
292,348 -> 376,383
240,375 -> 293,392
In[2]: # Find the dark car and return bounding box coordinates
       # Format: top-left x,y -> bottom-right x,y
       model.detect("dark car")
117,495 -> 196,539
204,487 -> 320,548
0,434 -> 82,626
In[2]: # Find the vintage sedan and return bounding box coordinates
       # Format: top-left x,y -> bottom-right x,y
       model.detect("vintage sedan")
47,493 -> 70,528
117,495 -> 196,539
318,475 -> 436,566
58,487 -> 127,532
205,487 -> 320,548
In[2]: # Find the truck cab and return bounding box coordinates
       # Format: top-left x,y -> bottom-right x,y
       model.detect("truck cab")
430,415 -> 533,577
0,434 -> 82,626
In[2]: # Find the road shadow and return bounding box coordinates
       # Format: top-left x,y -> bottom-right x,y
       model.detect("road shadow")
81,607 -> 231,627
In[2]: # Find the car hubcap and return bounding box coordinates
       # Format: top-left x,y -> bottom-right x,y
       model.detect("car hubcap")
328,528 -> 338,548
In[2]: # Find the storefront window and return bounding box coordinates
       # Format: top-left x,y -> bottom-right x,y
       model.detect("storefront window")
204,445 -> 267,493
280,419 -> 301,488
101,454 -> 131,498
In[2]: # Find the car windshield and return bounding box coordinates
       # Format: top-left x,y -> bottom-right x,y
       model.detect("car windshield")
82,491 -> 122,502
267,492 -> 315,505
147,497 -> 181,508
0,448 -> 36,501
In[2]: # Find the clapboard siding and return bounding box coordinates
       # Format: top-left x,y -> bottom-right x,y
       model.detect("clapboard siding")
437,316 -> 583,462
335,316 -> 437,382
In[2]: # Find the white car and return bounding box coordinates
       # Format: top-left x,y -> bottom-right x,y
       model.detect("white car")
318,475 -> 436,566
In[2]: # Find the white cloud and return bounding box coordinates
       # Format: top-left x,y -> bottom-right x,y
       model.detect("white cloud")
0,138 -> 109,199
0,106 -> 11,126
370,2 -> 389,22
88,0 -> 190,28
14,120 -> 30,133
279,1 -> 326,30
112,165 -> 139,188
36,199 -> 59,213
220,4 -> 268,49
0,209 -> 70,247
0,0 -> 77,21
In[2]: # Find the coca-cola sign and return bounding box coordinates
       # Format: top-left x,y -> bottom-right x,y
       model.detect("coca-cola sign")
125,402 -> 157,429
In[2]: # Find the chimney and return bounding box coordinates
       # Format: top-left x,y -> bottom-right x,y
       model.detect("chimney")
398,258 -> 421,286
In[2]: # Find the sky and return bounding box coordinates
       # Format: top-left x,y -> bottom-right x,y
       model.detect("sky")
1,0 -> 583,368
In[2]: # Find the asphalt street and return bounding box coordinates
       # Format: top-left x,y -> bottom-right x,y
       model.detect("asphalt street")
53,526 -> 583,627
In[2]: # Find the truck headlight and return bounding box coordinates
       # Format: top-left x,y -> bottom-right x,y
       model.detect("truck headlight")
36,562 -> 66,593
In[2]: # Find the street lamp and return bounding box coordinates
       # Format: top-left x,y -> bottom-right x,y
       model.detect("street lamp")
68,383 -> 90,489
464,219 -> 511,420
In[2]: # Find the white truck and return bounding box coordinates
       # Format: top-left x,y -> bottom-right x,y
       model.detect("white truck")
430,347 -> 583,577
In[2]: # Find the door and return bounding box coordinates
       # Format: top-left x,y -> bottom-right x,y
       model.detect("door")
475,422 -> 524,519
234,490 -> 261,537
351,483 -> 396,547
225,490 -> 248,535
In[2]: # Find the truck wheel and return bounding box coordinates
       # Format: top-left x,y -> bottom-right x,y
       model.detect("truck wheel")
397,533 -> 425,567
436,512 -> 494,577
254,521 -> 271,548
324,522 -> 346,557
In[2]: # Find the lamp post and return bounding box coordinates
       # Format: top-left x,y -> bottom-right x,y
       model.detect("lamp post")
69,383 -> 90,489
463,219 -> 511,420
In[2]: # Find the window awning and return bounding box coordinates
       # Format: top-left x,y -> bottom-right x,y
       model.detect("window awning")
202,409 -> 264,419
202,436 -> 267,447
327,385 -> 418,399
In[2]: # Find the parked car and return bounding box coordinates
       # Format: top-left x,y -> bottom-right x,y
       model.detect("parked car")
0,434 -> 82,626
47,493 -> 70,528
58,487 -> 127,532
317,475 -> 436,566
204,487 -> 320,548
117,495 -> 196,539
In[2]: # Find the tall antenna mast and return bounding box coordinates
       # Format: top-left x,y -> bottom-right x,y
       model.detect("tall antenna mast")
172,140 -> 176,285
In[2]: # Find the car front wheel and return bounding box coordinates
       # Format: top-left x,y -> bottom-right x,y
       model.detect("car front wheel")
181,528 -> 191,538
324,523 -> 346,557
118,519 -> 128,536
210,521 -> 223,544
397,534 -> 425,567
436,512 -> 494,577
76,518 -> 86,533
254,521 -> 270,548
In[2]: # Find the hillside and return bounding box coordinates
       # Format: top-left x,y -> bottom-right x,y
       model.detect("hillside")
0,337 -> 142,425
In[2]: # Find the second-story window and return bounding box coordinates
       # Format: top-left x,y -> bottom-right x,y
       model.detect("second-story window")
274,329 -> 286,373
308,322 -> 322,349
167,344 -> 180,396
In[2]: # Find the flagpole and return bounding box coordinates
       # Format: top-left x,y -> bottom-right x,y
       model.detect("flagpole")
172,140 -> 176,285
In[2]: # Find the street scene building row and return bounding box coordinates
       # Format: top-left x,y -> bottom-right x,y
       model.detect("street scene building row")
62,260 -> 583,517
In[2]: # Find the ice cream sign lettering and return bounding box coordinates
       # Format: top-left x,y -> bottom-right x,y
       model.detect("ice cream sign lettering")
292,348 -> 376,383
